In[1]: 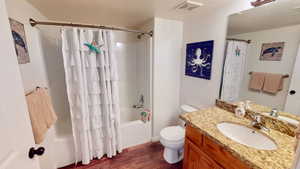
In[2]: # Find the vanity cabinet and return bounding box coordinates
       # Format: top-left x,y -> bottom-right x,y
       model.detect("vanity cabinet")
184,139 -> 223,169
183,125 -> 251,169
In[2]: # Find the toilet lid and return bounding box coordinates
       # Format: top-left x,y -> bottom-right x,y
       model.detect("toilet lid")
160,126 -> 185,141
181,104 -> 198,112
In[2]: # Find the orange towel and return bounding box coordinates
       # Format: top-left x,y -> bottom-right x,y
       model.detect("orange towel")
26,88 -> 57,144
249,72 -> 265,91
263,73 -> 284,94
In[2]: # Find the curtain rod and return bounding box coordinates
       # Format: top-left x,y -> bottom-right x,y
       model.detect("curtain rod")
227,38 -> 251,44
29,18 -> 153,37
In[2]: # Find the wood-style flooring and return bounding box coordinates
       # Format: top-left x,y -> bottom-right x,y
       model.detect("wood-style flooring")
60,142 -> 183,169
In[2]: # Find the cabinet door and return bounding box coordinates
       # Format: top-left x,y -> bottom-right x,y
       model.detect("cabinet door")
202,135 -> 250,169
184,139 -> 223,169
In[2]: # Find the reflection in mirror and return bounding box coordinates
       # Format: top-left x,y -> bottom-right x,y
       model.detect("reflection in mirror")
219,0 -> 300,117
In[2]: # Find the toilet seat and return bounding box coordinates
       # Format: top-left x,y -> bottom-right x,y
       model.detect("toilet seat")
160,126 -> 185,143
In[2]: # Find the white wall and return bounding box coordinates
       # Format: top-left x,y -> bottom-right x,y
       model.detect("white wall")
180,1 -> 252,108
152,18 -> 183,138
231,24 -> 300,110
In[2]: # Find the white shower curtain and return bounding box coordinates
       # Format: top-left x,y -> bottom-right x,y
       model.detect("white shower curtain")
61,28 -> 122,165
221,40 -> 248,102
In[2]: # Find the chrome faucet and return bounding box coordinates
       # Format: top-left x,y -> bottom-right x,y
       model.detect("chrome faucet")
269,108 -> 279,117
250,114 -> 269,132
133,94 -> 145,109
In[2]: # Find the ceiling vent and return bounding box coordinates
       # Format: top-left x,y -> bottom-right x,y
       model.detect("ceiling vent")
175,0 -> 203,11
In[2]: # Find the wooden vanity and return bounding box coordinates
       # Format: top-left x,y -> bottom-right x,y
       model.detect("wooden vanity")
183,125 -> 251,169
180,105 -> 296,169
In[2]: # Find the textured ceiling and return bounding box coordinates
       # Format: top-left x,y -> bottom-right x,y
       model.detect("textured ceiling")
26,0 -> 233,29
228,0 -> 300,35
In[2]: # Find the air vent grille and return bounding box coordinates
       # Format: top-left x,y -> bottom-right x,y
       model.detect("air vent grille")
175,0 -> 203,11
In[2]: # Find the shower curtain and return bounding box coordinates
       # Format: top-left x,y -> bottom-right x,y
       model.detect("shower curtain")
61,28 -> 122,165
221,40 -> 248,102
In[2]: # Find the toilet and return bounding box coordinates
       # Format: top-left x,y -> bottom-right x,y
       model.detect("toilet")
160,104 -> 198,164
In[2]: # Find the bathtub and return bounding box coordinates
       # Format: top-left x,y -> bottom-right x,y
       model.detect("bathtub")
49,119 -> 151,168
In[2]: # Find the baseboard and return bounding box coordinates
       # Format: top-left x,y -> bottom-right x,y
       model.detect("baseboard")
151,136 -> 160,142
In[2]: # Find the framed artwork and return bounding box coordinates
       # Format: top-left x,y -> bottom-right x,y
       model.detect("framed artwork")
260,42 -> 284,61
185,40 -> 214,80
9,18 -> 30,64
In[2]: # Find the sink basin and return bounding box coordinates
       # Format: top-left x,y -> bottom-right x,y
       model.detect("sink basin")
217,122 -> 277,150
262,113 -> 299,126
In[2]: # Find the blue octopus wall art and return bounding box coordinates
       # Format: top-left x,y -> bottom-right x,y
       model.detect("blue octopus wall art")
185,40 -> 214,80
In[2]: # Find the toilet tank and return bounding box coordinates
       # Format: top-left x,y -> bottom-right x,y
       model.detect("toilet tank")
180,104 -> 198,113
179,105 -> 199,127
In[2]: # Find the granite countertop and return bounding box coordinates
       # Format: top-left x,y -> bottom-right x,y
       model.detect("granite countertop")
180,106 -> 296,169
249,103 -> 300,123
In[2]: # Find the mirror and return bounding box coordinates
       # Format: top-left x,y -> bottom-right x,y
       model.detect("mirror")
219,0 -> 300,123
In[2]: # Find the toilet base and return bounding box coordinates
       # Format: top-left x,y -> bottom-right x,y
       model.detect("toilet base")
163,147 -> 184,164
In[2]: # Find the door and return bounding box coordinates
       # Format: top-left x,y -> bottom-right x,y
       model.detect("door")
0,0 -> 40,168
285,44 -> 300,115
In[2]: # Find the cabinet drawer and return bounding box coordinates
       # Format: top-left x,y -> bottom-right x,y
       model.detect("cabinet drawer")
202,135 -> 251,169
186,125 -> 203,148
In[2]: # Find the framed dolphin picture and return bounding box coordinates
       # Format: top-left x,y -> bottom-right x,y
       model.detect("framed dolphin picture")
185,40 -> 214,80
260,42 -> 284,61
9,18 -> 30,64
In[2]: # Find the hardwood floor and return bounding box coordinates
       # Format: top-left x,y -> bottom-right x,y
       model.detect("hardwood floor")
60,142 -> 183,169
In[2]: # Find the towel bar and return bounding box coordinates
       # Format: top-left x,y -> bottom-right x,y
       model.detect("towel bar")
249,72 -> 289,78
25,86 -> 48,96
